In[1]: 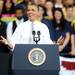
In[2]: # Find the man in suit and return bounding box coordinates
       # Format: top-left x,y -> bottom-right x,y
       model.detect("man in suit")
0,3 -> 53,51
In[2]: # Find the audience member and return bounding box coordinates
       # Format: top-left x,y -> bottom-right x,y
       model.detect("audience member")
2,0 -> 15,14
44,0 -> 53,20
65,5 -> 75,23
63,0 -> 74,6
49,8 -> 71,54
38,5 -> 51,33
7,5 -> 27,41
0,0 -> 4,18
33,0 -> 46,6
54,0 -> 63,8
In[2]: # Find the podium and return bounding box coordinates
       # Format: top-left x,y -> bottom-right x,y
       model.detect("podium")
12,44 -> 60,75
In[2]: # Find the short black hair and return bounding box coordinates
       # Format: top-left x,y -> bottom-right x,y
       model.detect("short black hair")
65,5 -> 74,10
15,5 -> 24,13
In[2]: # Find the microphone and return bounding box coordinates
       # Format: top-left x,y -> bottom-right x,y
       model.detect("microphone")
37,31 -> 41,41
32,30 -> 36,35
32,30 -> 41,44
37,31 -> 41,35
32,30 -> 36,42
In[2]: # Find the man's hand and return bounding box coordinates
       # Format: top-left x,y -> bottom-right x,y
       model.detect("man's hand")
0,36 -> 8,45
0,36 -> 13,49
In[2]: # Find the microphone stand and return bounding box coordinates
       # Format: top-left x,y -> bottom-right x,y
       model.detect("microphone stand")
32,31 -> 41,44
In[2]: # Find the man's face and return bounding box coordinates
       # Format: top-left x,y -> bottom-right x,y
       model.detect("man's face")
15,9 -> 23,20
66,8 -> 73,18
45,1 -> 53,9
27,5 -> 38,21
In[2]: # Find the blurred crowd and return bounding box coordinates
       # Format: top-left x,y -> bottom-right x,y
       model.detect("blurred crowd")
0,0 -> 75,55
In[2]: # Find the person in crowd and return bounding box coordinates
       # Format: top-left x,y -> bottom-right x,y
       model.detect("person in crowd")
53,0 -> 65,17
12,0 -> 19,6
0,3 -> 53,50
54,0 -> 63,8
32,0 -> 38,5
16,0 -> 31,21
64,5 -> 75,56
63,0 -> 74,6
2,0 -> 15,15
0,0 -> 4,18
33,0 -> 46,6
38,5 -> 51,33
65,5 -> 74,23
38,5 -> 45,21
44,0 -> 53,20
1,0 -> 16,23
7,5 -> 27,41
49,8 -> 71,54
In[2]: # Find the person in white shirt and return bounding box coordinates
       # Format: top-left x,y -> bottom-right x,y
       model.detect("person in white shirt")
7,5 -> 27,41
0,3 -> 53,51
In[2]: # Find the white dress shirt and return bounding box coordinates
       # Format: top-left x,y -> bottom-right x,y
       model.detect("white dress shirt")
10,20 -> 53,51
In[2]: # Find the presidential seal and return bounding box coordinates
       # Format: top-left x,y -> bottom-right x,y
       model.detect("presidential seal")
28,48 -> 46,66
